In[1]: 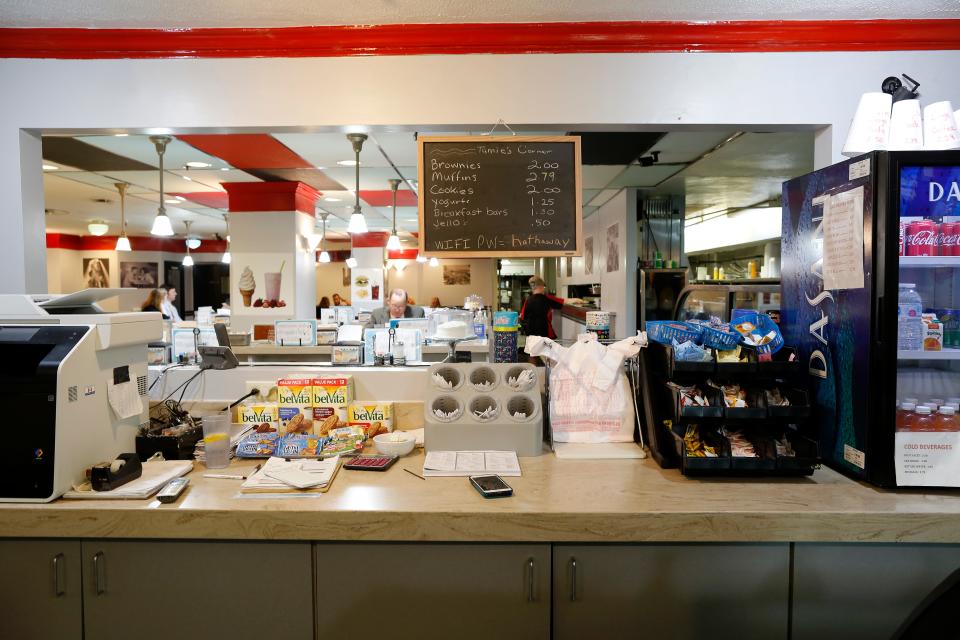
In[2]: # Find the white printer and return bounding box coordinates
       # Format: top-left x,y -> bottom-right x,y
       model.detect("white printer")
0,289 -> 161,502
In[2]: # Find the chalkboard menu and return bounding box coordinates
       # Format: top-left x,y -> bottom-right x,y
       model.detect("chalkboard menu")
418,136 -> 582,257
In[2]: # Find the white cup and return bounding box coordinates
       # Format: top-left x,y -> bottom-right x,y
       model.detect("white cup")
888,99 -> 924,150
923,101 -> 960,150
842,92 -> 892,157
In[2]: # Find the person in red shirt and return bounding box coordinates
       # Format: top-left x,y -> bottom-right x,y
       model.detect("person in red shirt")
520,276 -> 565,340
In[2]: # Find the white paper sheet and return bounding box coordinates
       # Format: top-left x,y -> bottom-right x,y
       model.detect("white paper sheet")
106,379 -> 142,420
242,456 -> 339,492
337,324 -> 364,342
822,186 -> 865,291
422,450 -> 521,477
63,460 -> 193,499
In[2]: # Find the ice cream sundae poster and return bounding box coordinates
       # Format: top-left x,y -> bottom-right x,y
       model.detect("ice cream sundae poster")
232,253 -> 294,314
350,267 -> 383,311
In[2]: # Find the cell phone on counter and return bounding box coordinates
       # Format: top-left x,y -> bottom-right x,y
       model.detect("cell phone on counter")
469,475 -> 513,498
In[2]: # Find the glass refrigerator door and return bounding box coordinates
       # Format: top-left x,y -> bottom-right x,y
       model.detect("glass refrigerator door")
895,163 -> 960,485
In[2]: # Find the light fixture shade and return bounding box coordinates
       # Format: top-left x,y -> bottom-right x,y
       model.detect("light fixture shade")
416,255 -> 428,263
221,251 -> 231,264
888,99 -> 924,151
429,257 -> 439,267
346,256 -> 358,269
386,233 -> 402,250
923,100 -> 960,150
318,251 -> 331,264
393,261 -> 406,272
348,212 -> 368,234
151,213 -> 174,236
115,235 -> 131,251
87,221 -> 109,236
842,92 -> 891,157
182,253 -> 194,267
185,237 -> 201,250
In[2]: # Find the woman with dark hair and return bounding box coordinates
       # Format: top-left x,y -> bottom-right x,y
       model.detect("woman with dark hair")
316,296 -> 330,318
141,289 -> 170,319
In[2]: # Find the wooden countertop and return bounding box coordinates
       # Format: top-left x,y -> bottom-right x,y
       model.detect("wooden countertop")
3,452 -> 960,543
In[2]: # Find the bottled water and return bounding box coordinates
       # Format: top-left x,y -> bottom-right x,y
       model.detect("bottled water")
898,283 -> 924,351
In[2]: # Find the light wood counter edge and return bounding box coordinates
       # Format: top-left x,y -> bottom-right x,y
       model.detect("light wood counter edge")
1,508 -> 959,543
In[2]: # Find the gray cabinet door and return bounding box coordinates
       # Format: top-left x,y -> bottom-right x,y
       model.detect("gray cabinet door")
553,543 -> 790,640
0,539 -> 83,640
315,543 -> 550,640
81,540 -> 313,640
793,543 -> 960,640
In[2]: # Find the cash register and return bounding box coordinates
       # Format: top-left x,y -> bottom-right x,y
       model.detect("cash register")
0,289 -> 161,502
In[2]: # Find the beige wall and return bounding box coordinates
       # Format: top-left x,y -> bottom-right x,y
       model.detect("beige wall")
46,246 -> 224,313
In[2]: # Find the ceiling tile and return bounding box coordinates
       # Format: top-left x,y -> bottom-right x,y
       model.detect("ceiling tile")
177,134 -> 311,169
647,131 -> 739,164
273,132 -> 393,169
586,188 -> 621,207
77,135 -> 226,170
608,164 -> 682,188
244,168 -> 345,192
42,137 -> 155,172
581,165 -> 625,190
322,166 -> 416,191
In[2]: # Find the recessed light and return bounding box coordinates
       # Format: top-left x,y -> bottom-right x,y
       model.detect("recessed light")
220,167 -> 230,171
42,164 -> 59,171
337,160 -> 359,166
165,199 -> 180,204
182,176 -> 192,181
174,196 -> 185,201
114,133 -> 129,137
185,161 -> 211,168
315,166 -> 326,170
324,197 -> 341,202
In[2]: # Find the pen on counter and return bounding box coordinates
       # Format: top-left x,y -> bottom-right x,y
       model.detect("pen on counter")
404,467 -> 425,481
204,463 -> 261,480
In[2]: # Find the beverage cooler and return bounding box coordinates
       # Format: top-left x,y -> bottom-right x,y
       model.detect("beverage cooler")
782,151 -> 960,487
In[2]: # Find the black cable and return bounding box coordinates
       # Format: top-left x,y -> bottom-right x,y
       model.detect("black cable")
148,362 -> 189,392
177,370 -> 204,405
161,369 -> 203,403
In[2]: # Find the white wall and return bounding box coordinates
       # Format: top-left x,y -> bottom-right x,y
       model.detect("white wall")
3,50 -> 960,292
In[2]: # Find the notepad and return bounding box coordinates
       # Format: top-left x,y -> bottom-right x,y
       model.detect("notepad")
63,460 -> 194,500
240,456 -> 340,493
422,451 -> 521,477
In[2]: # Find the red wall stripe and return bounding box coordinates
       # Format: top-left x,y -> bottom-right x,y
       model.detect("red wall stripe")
1,20 -> 958,59
177,134 -> 312,169
47,233 -> 228,253
352,231 -> 389,248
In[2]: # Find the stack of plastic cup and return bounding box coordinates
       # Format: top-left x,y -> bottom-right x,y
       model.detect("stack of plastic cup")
492,311 -> 520,363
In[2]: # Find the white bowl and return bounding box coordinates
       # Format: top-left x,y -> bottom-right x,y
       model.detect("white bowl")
373,432 -> 416,457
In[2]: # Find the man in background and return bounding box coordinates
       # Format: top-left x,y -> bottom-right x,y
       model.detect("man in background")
369,288 -> 424,326
159,284 -> 182,322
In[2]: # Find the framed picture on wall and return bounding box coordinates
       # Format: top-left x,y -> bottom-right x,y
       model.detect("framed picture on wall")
342,267 -> 351,287
442,264 -> 471,285
606,224 -> 619,273
82,258 -> 110,288
584,237 -> 594,276
119,261 -> 158,288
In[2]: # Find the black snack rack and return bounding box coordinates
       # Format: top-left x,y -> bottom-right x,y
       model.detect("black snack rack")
640,341 -> 819,476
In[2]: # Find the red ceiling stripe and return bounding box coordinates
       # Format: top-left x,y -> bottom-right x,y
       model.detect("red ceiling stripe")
46,233 -> 227,253
168,192 -> 230,209
352,232 -> 390,248
0,20 -> 958,58
358,190 -> 419,207
387,248 -> 420,260
177,134 -> 312,169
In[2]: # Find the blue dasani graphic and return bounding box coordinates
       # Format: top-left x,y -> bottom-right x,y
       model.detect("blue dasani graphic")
901,165 -> 960,219
782,161 -> 874,477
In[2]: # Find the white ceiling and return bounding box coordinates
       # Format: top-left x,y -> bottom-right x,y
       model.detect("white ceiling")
1,0 -> 953,28
41,127 -> 814,240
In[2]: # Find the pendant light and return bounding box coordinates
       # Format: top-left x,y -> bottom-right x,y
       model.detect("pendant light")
181,220 -> 194,267
114,182 -> 131,251
149,136 -> 174,236
429,257 -> 439,267
386,178 -> 402,251
318,213 -> 331,263
346,133 -> 368,234
221,214 -> 231,264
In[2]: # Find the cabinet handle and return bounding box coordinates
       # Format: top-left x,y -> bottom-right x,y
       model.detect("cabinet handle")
52,553 -> 65,596
93,551 -> 106,595
526,558 -> 536,602
569,557 -> 577,602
